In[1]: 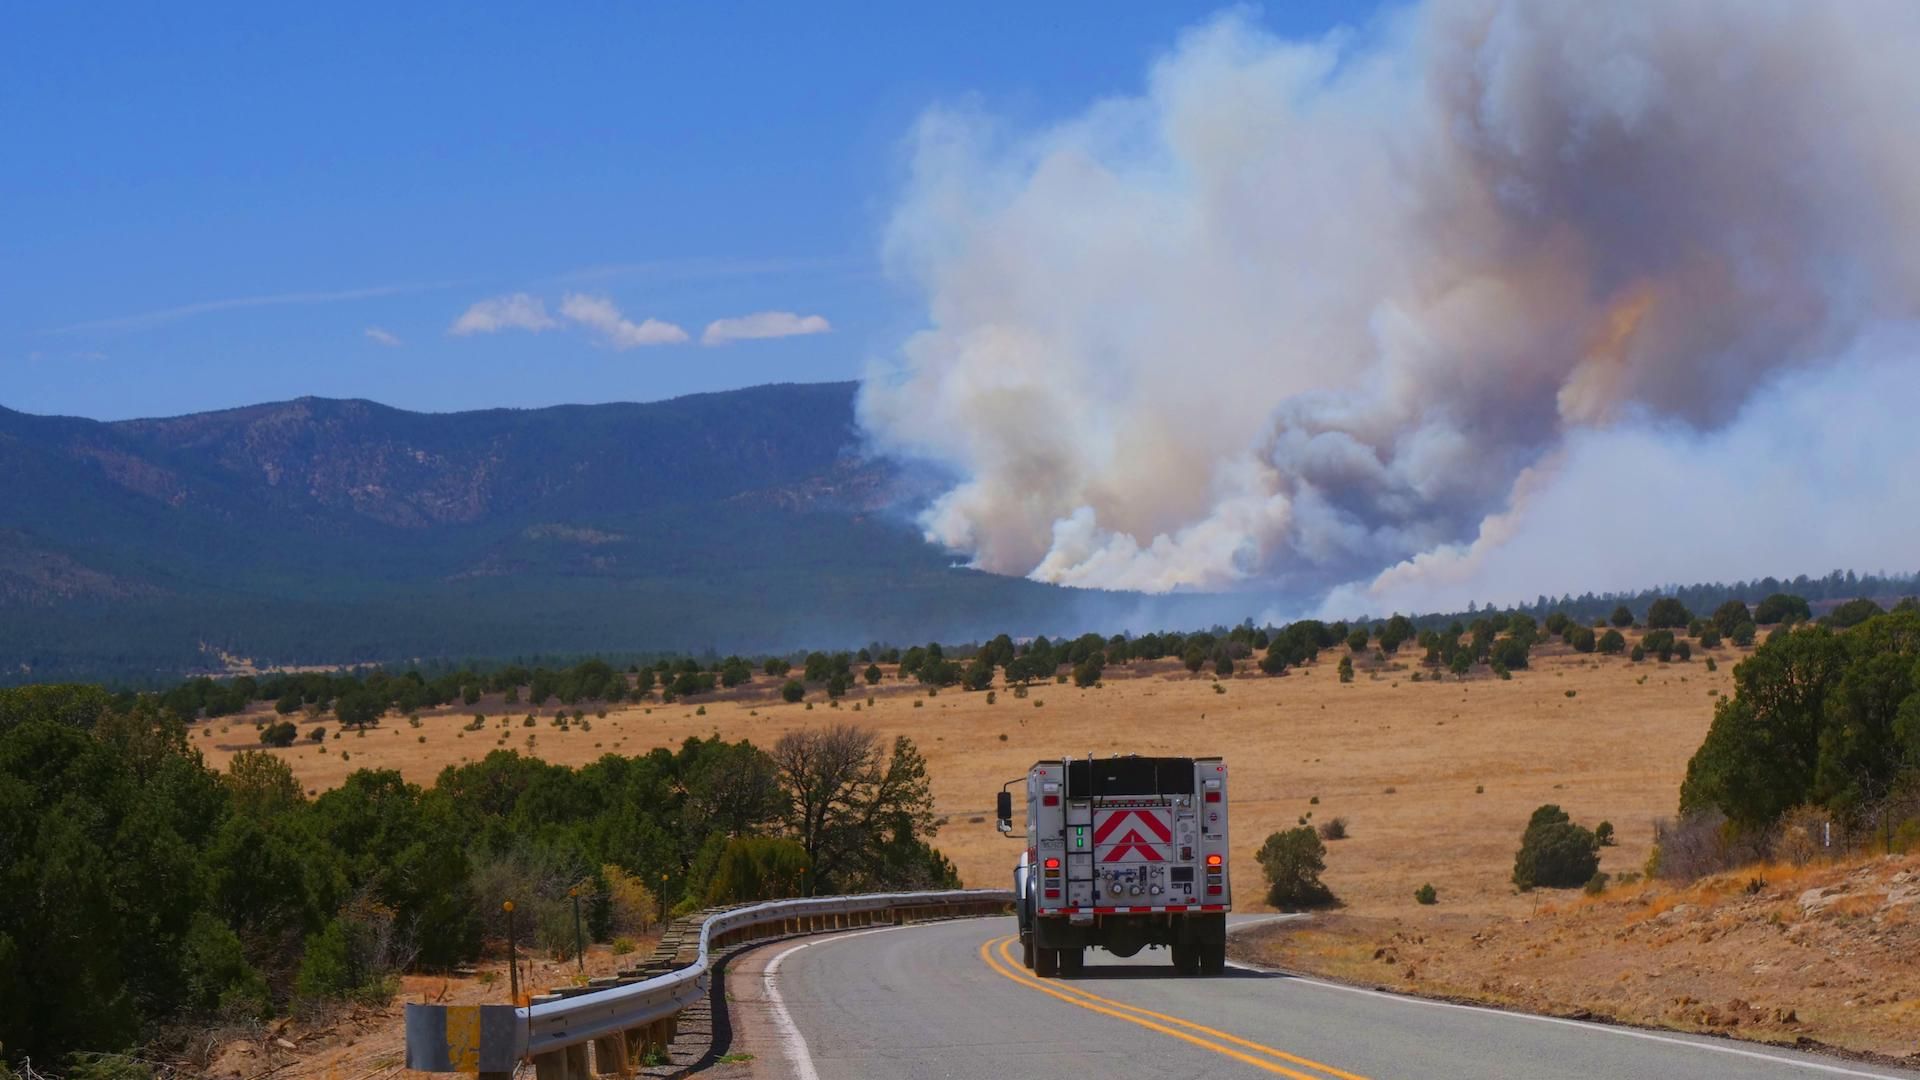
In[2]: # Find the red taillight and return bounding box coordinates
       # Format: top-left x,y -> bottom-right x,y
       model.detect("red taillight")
1207,885 -> 1223,895
1043,857 -> 1061,870
1043,794 -> 1060,806
1205,791 -> 1221,803
1206,853 -> 1223,867
1044,889 -> 1060,899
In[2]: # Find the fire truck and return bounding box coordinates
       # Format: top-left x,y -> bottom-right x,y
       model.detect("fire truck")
996,755 -> 1230,977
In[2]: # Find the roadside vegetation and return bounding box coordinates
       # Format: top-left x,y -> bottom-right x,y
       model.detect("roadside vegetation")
0,690 -> 950,1072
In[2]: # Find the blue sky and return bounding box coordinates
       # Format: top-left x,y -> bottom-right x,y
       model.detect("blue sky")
2,2 -> 1367,421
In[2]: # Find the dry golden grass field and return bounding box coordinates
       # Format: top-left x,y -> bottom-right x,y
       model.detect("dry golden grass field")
194,634 -> 1737,921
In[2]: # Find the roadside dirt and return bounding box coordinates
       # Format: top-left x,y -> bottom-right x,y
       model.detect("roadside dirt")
1232,854 -> 1920,1063
199,937 -> 654,1080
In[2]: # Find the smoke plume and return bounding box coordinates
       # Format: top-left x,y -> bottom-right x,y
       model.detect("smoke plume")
859,1 -> 1920,606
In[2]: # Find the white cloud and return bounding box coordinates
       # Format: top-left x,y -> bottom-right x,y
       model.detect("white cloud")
559,294 -> 688,348
701,311 -> 832,346
449,293 -> 557,336
363,327 -> 402,347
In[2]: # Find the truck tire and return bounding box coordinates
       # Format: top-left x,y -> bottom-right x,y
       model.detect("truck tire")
1021,934 -> 1035,970
1200,940 -> 1227,976
1034,946 -> 1059,978
1171,943 -> 1200,975
1059,947 -> 1084,975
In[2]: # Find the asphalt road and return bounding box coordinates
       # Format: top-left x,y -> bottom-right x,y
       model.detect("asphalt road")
748,915 -> 1920,1080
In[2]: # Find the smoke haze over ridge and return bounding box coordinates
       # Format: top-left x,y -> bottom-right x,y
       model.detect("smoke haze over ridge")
859,0 -> 1920,613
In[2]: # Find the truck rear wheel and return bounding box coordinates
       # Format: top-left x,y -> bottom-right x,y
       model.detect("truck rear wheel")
1021,935 -> 1035,970
1171,943 -> 1200,975
1034,946 -> 1059,978
1200,940 -> 1226,976
1058,947 -> 1084,976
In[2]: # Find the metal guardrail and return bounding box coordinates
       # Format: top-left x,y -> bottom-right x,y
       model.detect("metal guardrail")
406,888 -> 1013,1076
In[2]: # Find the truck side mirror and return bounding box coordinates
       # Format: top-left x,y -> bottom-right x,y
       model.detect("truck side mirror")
996,790 -> 1013,834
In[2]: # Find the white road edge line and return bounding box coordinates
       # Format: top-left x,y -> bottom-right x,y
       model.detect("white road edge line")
1224,958 -> 1913,1080
763,924 -> 919,1080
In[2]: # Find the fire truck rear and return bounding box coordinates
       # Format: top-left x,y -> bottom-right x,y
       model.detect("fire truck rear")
996,755 -> 1230,977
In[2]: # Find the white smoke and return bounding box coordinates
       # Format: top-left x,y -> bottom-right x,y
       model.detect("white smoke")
859,1 -> 1920,603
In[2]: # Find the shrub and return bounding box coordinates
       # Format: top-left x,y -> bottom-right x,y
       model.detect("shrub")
1337,656 -> 1354,683
1414,883 -> 1437,905
295,897 -> 402,1005
1594,821 -> 1615,846
1673,641 -> 1692,662
1754,593 -> 1811,625
1646,597 -> 1692,629
1568,626 -> 1596,653
1730,621 -> 1756,647
986,690 -> 997,705
1610,605 -> 1635,628
1630,644 -> 1646,662
1317,817 -> 1348,841
1711,600 -> 1753,637
1583,871 -> 1611,896
1824,597 -> 1885,628
1596,629 -> 1625,655
780,679 -> 805,704
1257,827 -> 1335,909
1642,629 -> 1676,661
1492,636 -> 1530,670
1512,805 -> 1600,890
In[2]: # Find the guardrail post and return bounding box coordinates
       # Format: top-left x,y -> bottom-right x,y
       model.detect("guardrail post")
533,1050 -> 567,1080
592,1031 -> 627,1076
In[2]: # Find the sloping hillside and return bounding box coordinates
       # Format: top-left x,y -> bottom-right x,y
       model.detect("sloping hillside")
0,384 -> 1118,681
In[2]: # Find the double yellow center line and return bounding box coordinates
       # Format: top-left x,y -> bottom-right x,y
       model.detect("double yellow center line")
980,935 -> 1372,1080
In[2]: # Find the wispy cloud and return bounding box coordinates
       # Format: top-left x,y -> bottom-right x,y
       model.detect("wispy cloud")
48,282 -> 448,335
701,311 -> 831,346
560,294 -> 688,348
449,293 -> 557,336
364,327 -> 402,347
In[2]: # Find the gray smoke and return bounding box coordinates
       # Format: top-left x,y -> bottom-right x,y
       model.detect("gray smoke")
859,1 -> 1920,605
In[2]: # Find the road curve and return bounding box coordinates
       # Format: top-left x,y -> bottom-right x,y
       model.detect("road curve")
746,915 -> 1920,1080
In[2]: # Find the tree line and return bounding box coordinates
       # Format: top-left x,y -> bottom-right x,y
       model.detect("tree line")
0,687 -> 951,1072
127,587 -> 1919,736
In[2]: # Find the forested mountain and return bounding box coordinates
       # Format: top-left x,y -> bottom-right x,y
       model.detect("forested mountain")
0,383 -> 1095,681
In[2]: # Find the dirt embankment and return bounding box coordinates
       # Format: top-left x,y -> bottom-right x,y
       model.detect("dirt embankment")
1233,855 -> 1920,1064
201,937 -> 656,1080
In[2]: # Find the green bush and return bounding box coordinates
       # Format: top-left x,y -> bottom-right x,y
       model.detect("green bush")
1754,593 -> 1811,625
1337,656 -> 1354,683
1512,805 -> 1600,890
260,721 -> 297,747
1414,883 -> 1437,905
1257,827 -> 1335,909
780,679 -> 805,703
1646,597 -> 1692,629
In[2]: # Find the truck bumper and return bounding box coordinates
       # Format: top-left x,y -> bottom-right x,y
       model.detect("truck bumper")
1032,911 -> 1225,951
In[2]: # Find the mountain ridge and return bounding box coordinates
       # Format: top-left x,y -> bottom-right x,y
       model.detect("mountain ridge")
0,381 -> 1129,682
